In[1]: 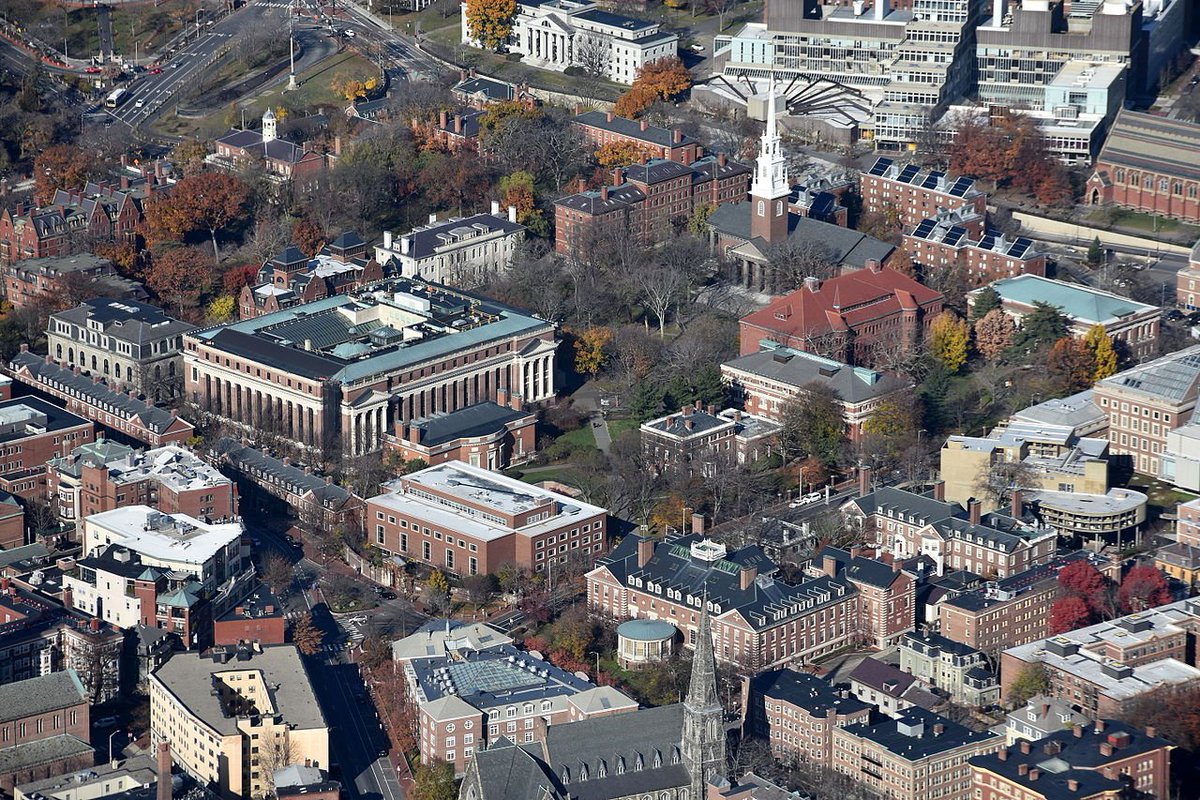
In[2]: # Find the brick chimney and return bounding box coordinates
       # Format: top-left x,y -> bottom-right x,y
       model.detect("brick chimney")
157,739 -> 172,800
637,536 -> 654,568
968,498 -> 981,525
858,466 -> 873,496
1011,488 -> 1023,519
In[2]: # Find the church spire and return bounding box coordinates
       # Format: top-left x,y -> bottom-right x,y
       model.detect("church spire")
682,598 -> 725,799
750,76 -> 790,244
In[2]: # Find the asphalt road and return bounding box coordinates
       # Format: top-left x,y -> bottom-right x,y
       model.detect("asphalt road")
107,1 -> 285,128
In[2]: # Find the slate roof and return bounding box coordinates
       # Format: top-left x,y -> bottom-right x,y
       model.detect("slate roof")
750,669 -> 869,717
1096,109 -> 1200,184
0,734 -> 93,773
597,534 -> 856,631
574,111 -> 697,148
10,352 -> 184,435
51,297 -> 195,345
843,707 -> 999,761
0,670 -> 88,723
216,437 -> 358,510
408,401 -> 531,447
722,345 -> 910,403
710,203 -> 896,268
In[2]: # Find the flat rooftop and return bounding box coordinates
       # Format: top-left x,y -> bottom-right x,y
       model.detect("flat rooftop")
152,644 -> 326,736
86,506 -> 243,566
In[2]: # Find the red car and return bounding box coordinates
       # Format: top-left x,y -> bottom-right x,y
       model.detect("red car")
84,66 -> 101,74
149,67 -> 162,74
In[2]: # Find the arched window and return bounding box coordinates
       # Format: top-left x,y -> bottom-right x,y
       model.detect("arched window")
757,200 -> 764,216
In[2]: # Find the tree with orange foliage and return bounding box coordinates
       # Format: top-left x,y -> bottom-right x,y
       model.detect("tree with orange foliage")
595,140 -> 655,168
143,172 -> 250,262
291,218 -> 327,257
34,145 -> 100,206
614,58 -> 692,118
145,246 -> 212,318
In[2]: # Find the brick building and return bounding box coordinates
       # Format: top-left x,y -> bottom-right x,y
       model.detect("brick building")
214,438 -> 364,533
392,622 -> 636,775
382,401 -> 537,470
1000,598 -> 1200,718
0,395 -> 94,503
211,585 -> 287,646
573,111 -> 702,164
859,159 -> 987,231
0,670 -> 93,795
722,343 -> 913,439
588,534 -> 864,670
738,264 -> 944,367
0,180 -> 148,266
743,669 -> 871,767
368,461 -> 607,576
554,155 -> 751,257
640,403 -> 780,477
937,553 -> 1118,658
1093,345 -> 1200,477
904,215 -> 1046,287
831,708 -> 1003,800
970,721 -> 1174,800
9,351 -> 195,448
46,439 -> 236,524
239,234 -> 384,320
1086,110 -> 1200,224
186,278 -> 558,458
843,485 -> 1058,579
3,253 -> 144,311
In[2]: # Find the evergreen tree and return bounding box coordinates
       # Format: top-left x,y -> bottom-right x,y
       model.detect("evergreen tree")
970,286 -> 1002,321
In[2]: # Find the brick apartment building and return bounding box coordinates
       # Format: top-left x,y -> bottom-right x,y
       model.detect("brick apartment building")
970,722 -> 1174,800
937,553 -> 1118,658
369,461 -> 607,576
640,403 -> 780,477
572,110 -> 702,164
721,343 -> 913,439
554,155 -> 751,257
904,215 -> 1046,287
738,264 -> 944,367
10,351 -> 194,448
0,180 -> 149,266
212,585 -> 287,646
588,534 -> 867,670
1093,345 -> 1200,476
744,669 -> 871,767
0,670 -> 93,794
0,396 -> 94,503
3,253 -> 143,311
392,622 -> 636,775
186,278 -> 558,458
47,439 -> 236,523
859,158 -> 987,231
382,401 -> 537,470
1086,110 -> 1200,225
831,708 -> 1003,800
1000,598 -> 1200,718
843,485 -> 1058,579
239,234 -> 385,320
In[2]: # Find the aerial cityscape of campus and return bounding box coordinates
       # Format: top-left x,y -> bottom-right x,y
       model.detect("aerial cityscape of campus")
1,0 -> 1200,798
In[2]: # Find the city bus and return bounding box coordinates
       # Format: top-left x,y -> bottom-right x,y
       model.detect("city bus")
105,88 -> 127,109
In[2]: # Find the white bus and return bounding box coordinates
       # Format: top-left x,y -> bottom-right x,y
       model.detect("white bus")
105,87 -> 127,109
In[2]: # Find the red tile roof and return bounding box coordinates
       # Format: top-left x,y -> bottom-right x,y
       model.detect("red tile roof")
740,267 -> 942,341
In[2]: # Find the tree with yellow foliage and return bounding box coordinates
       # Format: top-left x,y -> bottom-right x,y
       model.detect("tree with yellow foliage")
465,0 -> 518,51
930,311 -> 970,373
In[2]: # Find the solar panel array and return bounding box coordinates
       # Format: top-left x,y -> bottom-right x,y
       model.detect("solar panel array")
868,157 -> 893,176
948,177 -> 974,197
